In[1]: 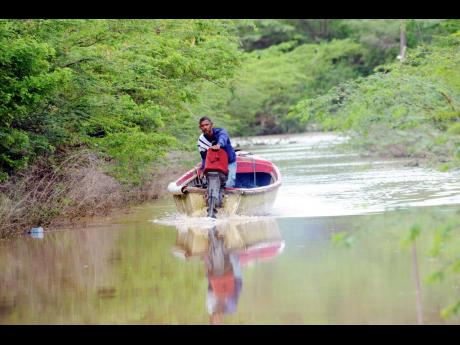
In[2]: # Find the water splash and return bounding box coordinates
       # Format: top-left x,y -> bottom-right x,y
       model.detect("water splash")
151,213 -> 277,229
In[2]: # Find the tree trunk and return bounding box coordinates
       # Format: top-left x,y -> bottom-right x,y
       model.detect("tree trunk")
323,19 -> 330,40
399,19 -> 407,61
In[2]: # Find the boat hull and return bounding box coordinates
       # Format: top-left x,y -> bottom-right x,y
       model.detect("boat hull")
172,184 -> 280,217
168,152 -> 281,217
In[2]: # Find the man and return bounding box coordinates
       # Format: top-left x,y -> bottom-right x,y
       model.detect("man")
197,116 -> 237,188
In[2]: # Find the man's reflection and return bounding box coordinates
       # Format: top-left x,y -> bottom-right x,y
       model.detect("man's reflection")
172,218 -> 284,325
206,226 -> 242,325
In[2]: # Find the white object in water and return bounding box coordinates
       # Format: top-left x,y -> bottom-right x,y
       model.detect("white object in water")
30,227 -> 44,239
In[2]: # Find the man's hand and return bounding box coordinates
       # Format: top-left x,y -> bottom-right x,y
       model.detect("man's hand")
210,144 -> 221,151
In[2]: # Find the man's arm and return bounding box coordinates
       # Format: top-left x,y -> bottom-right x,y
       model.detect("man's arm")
198,135 -> 210,170
216,128 -> 230,148
199,150 -> 206,170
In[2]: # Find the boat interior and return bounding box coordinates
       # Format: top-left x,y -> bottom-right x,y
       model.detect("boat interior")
234,172 -> 273,188
186,171 -> 273,190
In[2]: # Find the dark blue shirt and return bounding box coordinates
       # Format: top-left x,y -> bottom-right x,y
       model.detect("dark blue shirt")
198,128 -> 236,170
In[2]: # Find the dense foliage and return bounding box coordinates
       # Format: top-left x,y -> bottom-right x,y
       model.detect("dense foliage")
2,18 -> 460,186
225,39 -> 365,135
202,19 -> 458,136
1,19 -> 241,184
288,26 -> 460,168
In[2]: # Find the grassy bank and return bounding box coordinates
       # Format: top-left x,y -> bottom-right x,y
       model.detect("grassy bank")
0,149 -> 192,239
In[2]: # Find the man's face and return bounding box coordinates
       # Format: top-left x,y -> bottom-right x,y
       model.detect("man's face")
199,120 -> 213,137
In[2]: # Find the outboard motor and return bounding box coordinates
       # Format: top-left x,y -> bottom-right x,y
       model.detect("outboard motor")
204,148 -> 228,218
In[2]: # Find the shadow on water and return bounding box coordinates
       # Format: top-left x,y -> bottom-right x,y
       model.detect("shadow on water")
172,217 -> 284,325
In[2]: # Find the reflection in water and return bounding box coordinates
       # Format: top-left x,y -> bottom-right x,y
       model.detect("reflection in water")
206,226 -> 242,325
172,217 -> 284,324
412,241 -> 424,325
0,226 -> 121,324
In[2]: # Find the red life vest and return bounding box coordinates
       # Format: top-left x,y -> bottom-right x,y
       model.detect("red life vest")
204,148 -> 228,175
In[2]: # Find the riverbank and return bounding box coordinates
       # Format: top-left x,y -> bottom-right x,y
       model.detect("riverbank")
0,150 -> 192,240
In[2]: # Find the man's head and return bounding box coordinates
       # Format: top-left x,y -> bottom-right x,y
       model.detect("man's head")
199,116 -> 213,137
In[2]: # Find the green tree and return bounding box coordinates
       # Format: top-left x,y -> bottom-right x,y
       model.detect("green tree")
0,21 -> 71,181
289,28 -> 460,167
0,19 -> 242,184
220,39 -> 365,135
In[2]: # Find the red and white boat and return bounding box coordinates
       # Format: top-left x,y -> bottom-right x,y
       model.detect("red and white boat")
167,151 -> 282,217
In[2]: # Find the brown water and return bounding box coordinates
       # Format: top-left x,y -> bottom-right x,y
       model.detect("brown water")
1,133 -> 460,324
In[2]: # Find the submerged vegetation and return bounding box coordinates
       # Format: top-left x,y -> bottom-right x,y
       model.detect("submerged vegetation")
1,19 -> 460,238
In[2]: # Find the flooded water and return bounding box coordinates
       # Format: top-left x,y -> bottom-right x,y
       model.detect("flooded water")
1,132 -> 460,324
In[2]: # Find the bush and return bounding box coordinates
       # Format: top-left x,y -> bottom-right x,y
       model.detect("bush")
289,30 -> 460,167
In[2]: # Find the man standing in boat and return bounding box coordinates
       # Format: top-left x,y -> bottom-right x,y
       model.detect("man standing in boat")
197,116 -> 237,188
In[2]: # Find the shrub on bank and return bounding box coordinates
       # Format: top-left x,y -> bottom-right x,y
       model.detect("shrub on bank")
0,150 -> 189,239
288,31 -> 460,169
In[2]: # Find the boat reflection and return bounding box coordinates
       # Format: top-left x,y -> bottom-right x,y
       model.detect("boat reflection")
171,217 -> 285,324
